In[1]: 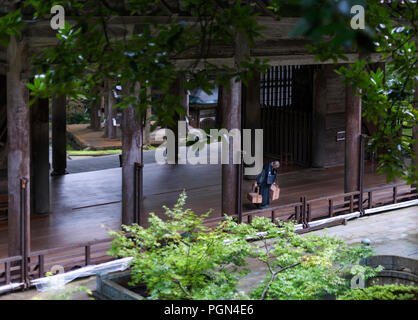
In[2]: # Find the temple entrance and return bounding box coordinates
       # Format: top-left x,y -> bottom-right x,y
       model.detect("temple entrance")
261,65 -> 314,169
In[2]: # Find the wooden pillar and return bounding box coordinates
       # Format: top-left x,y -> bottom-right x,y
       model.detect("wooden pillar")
220,78 -> 242,215
105,82 -> 117,139
51,95 -> 67,176
7,36 -> 31,256
344,83 -> 361,193
121,83 -> 143,226
243,71 -> 261,163
312,66 -> 328,168
243,72 -> 261,130
31,98 -> 50,214
220,31 -> 246,216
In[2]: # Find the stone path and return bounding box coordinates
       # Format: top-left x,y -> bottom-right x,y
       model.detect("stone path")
311,205 -> 418,258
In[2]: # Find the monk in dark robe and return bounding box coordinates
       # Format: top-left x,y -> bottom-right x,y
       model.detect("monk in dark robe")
253,161 -> 280,209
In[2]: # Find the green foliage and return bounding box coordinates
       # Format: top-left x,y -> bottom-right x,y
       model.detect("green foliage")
270,0 -> 371,62
338,284 -> 418,300
332,1 -> 418,184
67,111 -> 90,124
225,217 -> 379,300
0,9 -> 25,47
108,192 -> 251,300
109,193 -> 381,300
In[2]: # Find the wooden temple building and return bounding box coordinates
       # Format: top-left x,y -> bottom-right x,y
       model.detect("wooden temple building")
0,1 -> 417,288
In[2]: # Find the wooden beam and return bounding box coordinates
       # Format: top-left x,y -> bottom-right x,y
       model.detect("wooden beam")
51,95 -> 67,176
344,83 -> 361,193
7,36 -> 31,256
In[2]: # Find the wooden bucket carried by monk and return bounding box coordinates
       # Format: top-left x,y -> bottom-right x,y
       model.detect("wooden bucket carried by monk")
270,183 -> 280,201
247,186 -> 262,204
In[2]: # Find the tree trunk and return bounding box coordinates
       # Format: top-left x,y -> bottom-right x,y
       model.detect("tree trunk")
104,81 -> 117,139
89,98 -> 101,130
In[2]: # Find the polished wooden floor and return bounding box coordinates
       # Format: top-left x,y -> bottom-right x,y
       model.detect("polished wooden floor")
0,162 -> 395,258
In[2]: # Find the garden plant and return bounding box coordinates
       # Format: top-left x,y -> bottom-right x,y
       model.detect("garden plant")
109,192 -> 383,300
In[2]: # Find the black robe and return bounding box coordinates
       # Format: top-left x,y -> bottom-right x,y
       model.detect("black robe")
256,162 -> 277,207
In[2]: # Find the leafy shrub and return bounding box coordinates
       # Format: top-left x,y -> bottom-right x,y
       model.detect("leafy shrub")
108,192 -> 251,300
224,217 -> 380,300
67,112 -> 90,124
108,192 -> 381,300
338,284 -> 418,300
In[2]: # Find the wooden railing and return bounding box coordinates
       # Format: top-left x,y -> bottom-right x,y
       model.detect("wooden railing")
363,183 -> 417,209
204,183 -> 417,228
0,255 -> 24,286
27,238 -> 114,280
0,239 -> 113,287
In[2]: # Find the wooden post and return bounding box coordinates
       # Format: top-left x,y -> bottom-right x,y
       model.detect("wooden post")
104,81 -> 117,139
220,31 -> 246,216
31,98 -> 50,214
312,66 -> 328,168
121,83 -> 143,226
7,36 -> 31,257
243,71 -> 261,179
344,83 -> 361,193
220,78 -> 242,216
51,95 -> 67,176
359,134 -> 366,215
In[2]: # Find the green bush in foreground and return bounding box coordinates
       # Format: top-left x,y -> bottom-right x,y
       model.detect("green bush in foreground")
108,192 -> 252,300
338,284 -> 418,300
108,192 -> 380,300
